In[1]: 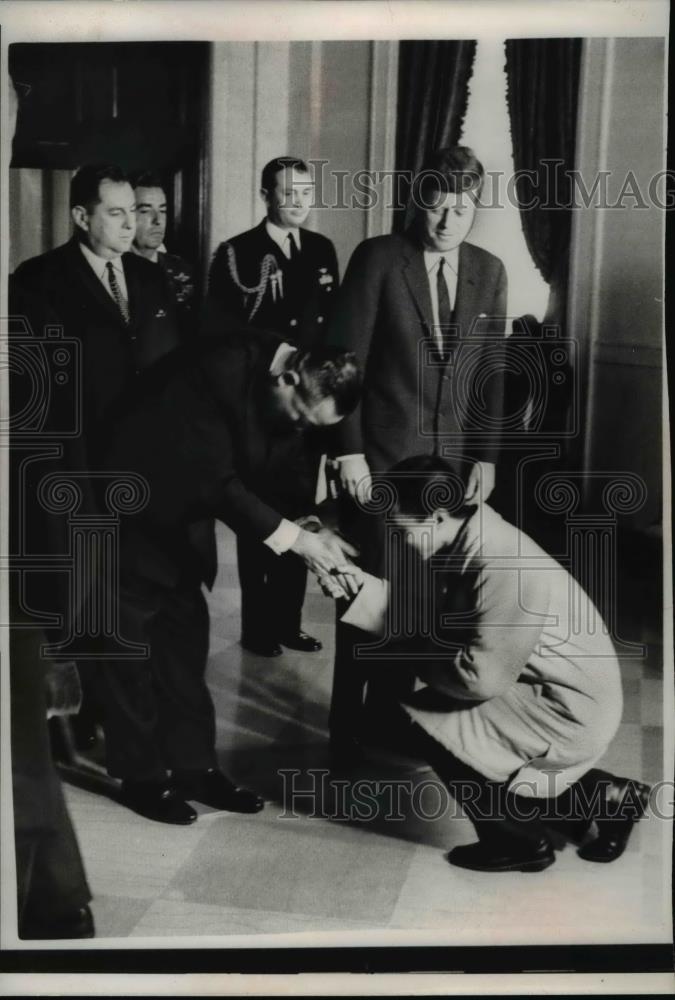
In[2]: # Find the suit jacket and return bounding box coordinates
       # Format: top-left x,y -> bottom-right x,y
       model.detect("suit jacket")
207,220 -> 339,349
11,238 -> 182,457
325,231 -> 507,473
102,328 -> 323,590
9,239 -> 181,639
343,504 -> 623,797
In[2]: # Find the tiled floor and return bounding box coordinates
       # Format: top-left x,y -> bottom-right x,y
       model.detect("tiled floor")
63,524 -> 672,946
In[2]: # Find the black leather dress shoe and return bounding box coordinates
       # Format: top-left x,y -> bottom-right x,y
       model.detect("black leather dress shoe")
119,780 -> 197,825
578,777 -> 651,863
241,636 -> 283,657
447,837 -> 556,873
20,904 -> 95,940
279,631 -> 322,652
173,768 -> 265,814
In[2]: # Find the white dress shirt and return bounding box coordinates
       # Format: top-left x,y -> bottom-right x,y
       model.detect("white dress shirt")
263,222 -> 302,303
263,342 -> 303,554
79,242 -> 129,303
265,219 -> 302,258
424,247 -> 459,349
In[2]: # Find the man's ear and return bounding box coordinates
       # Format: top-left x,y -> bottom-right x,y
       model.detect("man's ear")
260,187 -> 270,208
71,205 -> 89,234
434,508 -> 451,528
279,370 -> 300,388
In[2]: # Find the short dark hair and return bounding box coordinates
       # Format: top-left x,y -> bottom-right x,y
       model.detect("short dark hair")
70,163 -> 130,212
261,156 -> 310,193
295,346 -> 361,417
132,170 -> 165,191
414,146 -> 484,208
388,455 -> 476,519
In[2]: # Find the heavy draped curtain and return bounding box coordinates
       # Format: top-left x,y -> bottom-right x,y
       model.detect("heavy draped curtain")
505,38 -> 583,315
393,41 -> 477,233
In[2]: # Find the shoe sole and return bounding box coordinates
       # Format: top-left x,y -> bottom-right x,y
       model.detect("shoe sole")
449,854 -> 556,873
119,801 -> 197,825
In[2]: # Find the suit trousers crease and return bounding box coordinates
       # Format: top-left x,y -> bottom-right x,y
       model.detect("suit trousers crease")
97,576 -> 217,781
237,534 -> 308,641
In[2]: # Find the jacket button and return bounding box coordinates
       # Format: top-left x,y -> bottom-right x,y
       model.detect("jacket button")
317,316 -> 324,323
289,318 -> 298,327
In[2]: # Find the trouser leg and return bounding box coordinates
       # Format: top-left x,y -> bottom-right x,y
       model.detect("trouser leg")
237,535 -> 272,643
329,617 -> 367,742
98,575 -> 217,780
97,577 -> 168,781
268,550 -> 307,638
361,514 -> 416,725
408,722 -> 548,845
153,582 -> 217,772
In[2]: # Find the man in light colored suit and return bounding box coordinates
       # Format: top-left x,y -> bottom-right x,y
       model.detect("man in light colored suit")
326,147 -> 508,756
329,455 -> 650,873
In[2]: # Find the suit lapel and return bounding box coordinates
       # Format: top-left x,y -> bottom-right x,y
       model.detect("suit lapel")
400,239 -> 433,333
65,240 -> 129,327
123,255 -> 143,330
454,243 -> 479,335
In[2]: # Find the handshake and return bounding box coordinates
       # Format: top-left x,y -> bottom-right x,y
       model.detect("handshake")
290,520 -> 364,600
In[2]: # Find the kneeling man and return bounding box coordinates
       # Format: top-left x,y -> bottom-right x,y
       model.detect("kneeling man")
331,455 -> 650,872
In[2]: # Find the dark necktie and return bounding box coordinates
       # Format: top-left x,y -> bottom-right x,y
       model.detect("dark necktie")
106,261 -> 130,325
436,257 -> 452,359
287,233 -> 299,263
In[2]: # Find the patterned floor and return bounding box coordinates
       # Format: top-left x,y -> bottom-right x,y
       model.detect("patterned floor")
62,523 -> 671,946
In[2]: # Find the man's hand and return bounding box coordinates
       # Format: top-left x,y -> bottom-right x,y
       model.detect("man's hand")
291,526 -> 358,580
465,461 -> 495,503
338,455 -> 373,505
318,563 -> 365,600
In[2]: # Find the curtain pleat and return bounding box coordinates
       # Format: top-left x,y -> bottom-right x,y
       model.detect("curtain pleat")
393,41 -> 477,232
505,38 -> 582,290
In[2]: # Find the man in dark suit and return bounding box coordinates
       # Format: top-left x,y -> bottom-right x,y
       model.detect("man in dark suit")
132,170 -> 196,336
10,164 -> 183,753
97,330 -> 360,825
12,163 -> 183,462
207,156 -> 340,656
325,146 -> 508,758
